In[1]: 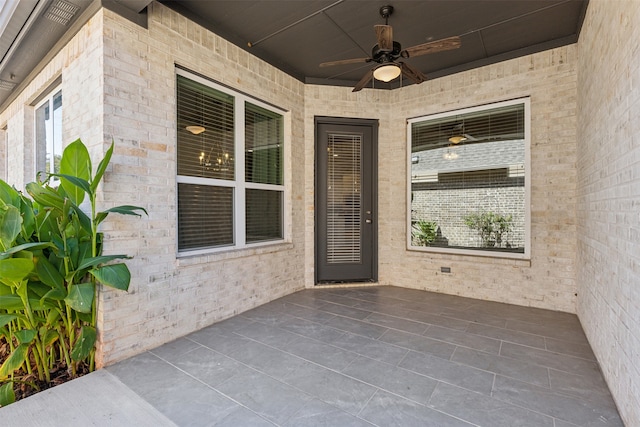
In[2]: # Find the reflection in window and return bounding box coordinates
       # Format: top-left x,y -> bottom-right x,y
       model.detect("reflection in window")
408,99 -> 529,256
35,90 -> 62,179
176,71 -> 285,253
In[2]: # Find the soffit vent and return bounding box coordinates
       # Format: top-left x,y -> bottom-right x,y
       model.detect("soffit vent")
44,0 -> 80,26
0,80 -> 16,91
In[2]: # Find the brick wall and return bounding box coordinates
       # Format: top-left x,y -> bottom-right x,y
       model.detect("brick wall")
304,47 -> 576,313
375,47 -> 578,312
93,3 -> 307,366
2,2 -> 580,367
412,187 -> 526,248
576,1 -> 640,425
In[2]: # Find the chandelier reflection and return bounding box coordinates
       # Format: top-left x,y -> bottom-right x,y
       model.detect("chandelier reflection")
199,149 -> 232,172
442,144 -> 459,160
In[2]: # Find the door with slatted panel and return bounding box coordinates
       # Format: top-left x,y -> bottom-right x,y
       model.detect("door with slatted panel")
315,118 -> 377,283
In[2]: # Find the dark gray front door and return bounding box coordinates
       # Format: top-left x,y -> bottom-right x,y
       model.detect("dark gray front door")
315,117 -> 377,283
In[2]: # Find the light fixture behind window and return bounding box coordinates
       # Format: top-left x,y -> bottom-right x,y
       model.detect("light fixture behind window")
448,120 -> 467,144
186,125 -> 205,135
373,63 -> 401,82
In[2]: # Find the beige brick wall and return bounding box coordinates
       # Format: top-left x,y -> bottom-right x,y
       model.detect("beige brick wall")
306,46 -> 578,313
95,3 -> 307,366
576,0 -> 640,425
380,47 -> 578,312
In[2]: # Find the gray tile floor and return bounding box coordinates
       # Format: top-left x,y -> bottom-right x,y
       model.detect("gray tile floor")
107,286 -> 625,426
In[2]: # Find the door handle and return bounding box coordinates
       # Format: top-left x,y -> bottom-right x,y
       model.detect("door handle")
365,219 -> 372,223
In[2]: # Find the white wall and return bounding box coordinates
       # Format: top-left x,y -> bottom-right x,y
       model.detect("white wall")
576,0 -> 640,425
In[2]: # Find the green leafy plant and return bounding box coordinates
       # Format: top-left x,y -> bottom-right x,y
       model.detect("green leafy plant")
412,219 -> 438,246
0,139 -> 146,406
463,211 -> 512,247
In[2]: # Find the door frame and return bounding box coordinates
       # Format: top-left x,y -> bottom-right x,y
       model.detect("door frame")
314,116 -> 378,284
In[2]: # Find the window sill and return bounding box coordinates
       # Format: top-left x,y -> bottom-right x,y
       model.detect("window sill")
408,245 -> 531,266
177,241 -> 294,266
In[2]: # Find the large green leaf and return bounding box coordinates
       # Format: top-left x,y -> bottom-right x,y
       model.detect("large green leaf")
14,329 -> 36,344
90,263 -> 130,291
52,174 -> 91,205
0,344 -> 29,379
0,180 -> 20,207
91,142 -> 114,194
71,326 -> 96,362
59,139 -> 91,205
72,205 -> 92,235
0,382 -> 16,407
0,242 -> 52,261
78,255 -> 130,270
101,205 -> 148,217
0,295 -> 24,310
0,258 -> 33,284
26,184 -> 65,211
41,288 -> 67,301
35,255 -> 64,290
41,328 -> 59,348
0,205 -> 21,250
19,197 -> 36,239
64,283 -> 94,314
0,314 -> 17,329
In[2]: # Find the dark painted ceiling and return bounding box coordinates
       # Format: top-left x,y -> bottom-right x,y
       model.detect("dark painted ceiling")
0,0 -> 588,109
160,0 -> 588,89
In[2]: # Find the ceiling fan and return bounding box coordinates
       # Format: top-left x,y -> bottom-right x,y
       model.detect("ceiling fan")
320,5 -> 461,92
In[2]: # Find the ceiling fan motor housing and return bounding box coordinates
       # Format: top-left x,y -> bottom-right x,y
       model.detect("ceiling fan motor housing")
372,41 -> 402,62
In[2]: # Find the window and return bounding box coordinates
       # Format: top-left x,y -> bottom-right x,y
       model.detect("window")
176,70 -> 285,254
35,89 -> 62,180
408,98 -> 530,258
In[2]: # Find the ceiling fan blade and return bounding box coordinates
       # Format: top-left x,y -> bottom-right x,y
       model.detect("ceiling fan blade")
402,36 -> 461,58
374,24 -> 393,50
400,62 -> 427,84
319,57 -> 370,67
352,69 -> 374,92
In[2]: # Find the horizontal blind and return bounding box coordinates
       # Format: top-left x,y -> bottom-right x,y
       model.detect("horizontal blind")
411,103 -> 524,152
410,102 -> 525,253
246,189 -> 283,243
327,133 -> 361,264
177,183 -> 233,250
177,75 -> 235,181
245,102 -> 283,185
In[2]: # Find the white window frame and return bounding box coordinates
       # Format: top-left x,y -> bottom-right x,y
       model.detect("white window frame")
406,97 -> 531,260
34,86 -> 63,184
176,68 -> 289,257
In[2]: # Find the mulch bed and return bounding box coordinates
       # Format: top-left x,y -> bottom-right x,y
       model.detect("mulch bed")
0,337 -> 89,405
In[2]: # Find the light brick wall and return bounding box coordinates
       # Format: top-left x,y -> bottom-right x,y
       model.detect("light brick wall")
576,1 -> 640,425
95,3 -> 307,366
0,128 -> 6,181
0,14 -> 102,189
412,187 -> 526,248
304,48 -> 577,312
377,47 -> 578,312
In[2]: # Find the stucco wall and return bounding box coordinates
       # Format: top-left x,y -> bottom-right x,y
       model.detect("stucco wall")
576,0 -> 640,425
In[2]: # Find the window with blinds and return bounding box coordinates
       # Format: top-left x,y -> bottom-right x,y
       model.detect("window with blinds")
176,70 -> 286,254
326,134 -> 362,264
408,98 -> 530,258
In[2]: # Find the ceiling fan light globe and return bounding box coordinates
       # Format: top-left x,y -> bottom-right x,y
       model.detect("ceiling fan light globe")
373,64 -> 401,82
186,125 -> 206,135
448,135 -> 467,144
